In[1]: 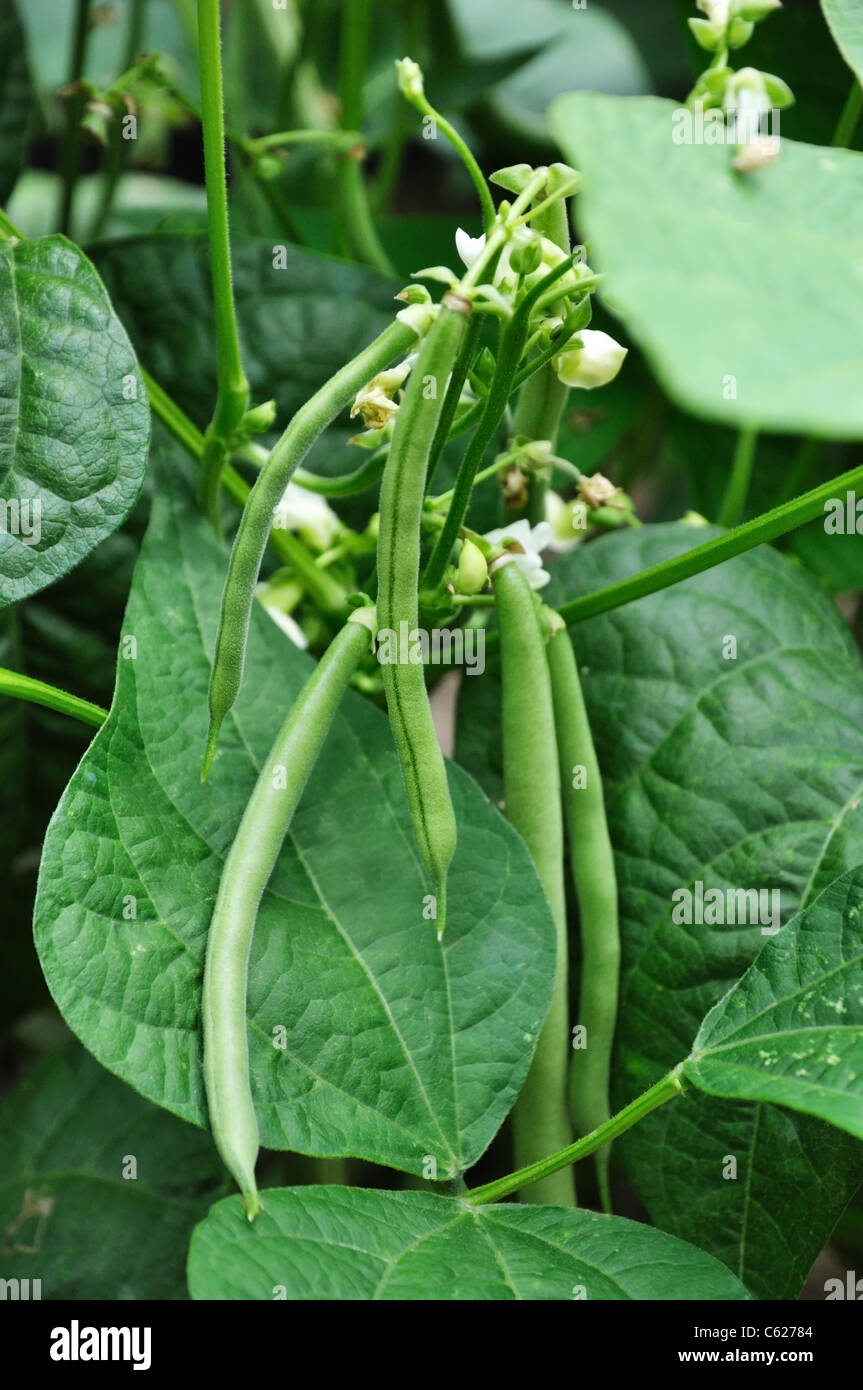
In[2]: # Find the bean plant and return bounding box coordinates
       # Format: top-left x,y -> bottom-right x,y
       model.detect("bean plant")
3,0 -> 863,1307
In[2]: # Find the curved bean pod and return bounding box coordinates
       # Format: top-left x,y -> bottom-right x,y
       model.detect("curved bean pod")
376,300 -> 468,936
204,318 -> 416,779
202,610 -> 374,1217
547,623 -> 619,1214
493,557 -> 574,1206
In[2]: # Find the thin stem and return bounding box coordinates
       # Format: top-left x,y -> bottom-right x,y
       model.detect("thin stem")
469,1068 -> 686,1206
0,668 -> 107,729
250,128 -> 361,154
549,461 -> 863,632
717,426 -> 758,528
59,0 -> 95,236
402,83 -> 495,231
833,78 -> 863,148
197,0 -> 251,528
337,0 -> 395,275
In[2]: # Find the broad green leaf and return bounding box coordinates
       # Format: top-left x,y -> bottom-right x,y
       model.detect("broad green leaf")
686,866 -> 863,1133
550,93 -> 863,438
0,235 -> 149,607
33,461 -> 556,1180
187,1187 -> 751,1301
0,1043 -> 222,1299
822,0 -> 863,85
457,523 -> 863,1296
0,0 -> 33,204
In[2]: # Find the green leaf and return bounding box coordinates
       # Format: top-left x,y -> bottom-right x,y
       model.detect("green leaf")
549,93 -> 863,438
0,1043 -> 222,1299
0,0 -> 33,204
187,1186 -> 751,1301
822,0 -> 863,86
686,865 -> 863,1133
0,235 -> 149,607
33,459 -> 556,1180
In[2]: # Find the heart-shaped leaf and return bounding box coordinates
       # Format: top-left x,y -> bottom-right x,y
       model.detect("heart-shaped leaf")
550,92 -> 863,437
0,1043 -> 223,1299
187,1186 -> 751,1301
33,457 -> 556,1180
686,865 -> 863,1132
0,235 -> 149,607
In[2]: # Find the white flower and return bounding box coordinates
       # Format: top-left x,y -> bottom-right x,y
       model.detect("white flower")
484,518 -> 554,589
732,134 -> 780,172
455,228 -> 486,269
273,481 -> 340,550
351,359 -> 414,431
697,0 -> 731,24
544,491 -> 588,553
554,330 -> 627,390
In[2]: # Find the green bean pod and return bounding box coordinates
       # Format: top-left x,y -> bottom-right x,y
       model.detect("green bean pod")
204,317 -> 416,779
202,610 -> 374,1218
547,623 -> 619,1213
493,557 -> 574,1206
376,300 -> 468,936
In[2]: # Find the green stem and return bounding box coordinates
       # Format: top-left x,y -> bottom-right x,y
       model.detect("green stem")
400,80 -> 495,231
58,0 -> 95,236
512,194 -> 571,526
546,460 -> 863,632
469,1068 -> 686,1206
494,560 -> 574,1206
337,0 -> 395,275
197,0 -> 251,529
547,625 -> 619,1214
0,668 -> 106,728
717,426 -> 758,528
833,78 -> 863,148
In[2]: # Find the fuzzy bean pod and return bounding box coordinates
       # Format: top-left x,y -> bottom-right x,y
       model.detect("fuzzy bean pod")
204,318 -> 416,778
202,610 -> 374,1217
547,623 -> 619,1213
376,300 -> 468,935
493,557 -> 575,1206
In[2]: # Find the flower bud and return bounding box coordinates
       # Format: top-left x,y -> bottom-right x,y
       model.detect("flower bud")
396,57 -> 424,102
243,399 -> 277,434
554,330 -> 628,390
456,539 -> 489,595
